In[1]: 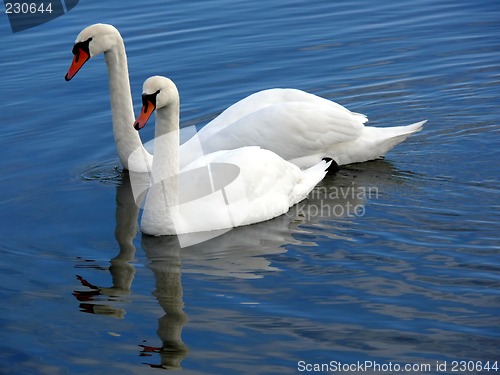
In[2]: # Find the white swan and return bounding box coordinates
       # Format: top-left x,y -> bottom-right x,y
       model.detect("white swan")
132,76 -> 331,236
65,23 -> 426,171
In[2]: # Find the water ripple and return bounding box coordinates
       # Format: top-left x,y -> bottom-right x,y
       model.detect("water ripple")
75,160 -> 124,185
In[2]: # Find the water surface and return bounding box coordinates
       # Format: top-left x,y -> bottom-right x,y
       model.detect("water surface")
0,0 -> 499,374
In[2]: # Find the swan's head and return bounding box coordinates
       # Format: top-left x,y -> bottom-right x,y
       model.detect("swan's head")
65,23 -> 121,81
134,76 -> 179,131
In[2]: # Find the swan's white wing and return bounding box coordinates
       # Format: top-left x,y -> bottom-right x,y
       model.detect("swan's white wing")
197,88 -> 364,138
179,88 -> 367,168
181,146 -> 261,172
197,99 -> 367,162
184,146 -> 327,216
196,89 -> 308,138
143,144 -> 329,236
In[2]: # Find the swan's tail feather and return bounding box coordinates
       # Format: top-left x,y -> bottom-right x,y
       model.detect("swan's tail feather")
304,158 -> 332,176
291,159 -> 331,205
322,157 -> 340,174
368,120 -> 426,158
380,120 -> 426,139
392,119 -> 425,140
396,120 -> 426,136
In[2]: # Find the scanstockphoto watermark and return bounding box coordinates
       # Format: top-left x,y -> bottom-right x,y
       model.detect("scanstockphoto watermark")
4,0 -> 79,33
298,360 -> 434,373
297,359 -> 499,373
290,184 -> 379,220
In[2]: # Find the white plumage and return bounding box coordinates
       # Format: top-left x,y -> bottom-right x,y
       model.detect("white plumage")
134,76 -> 330,236
66,24 -> 425,172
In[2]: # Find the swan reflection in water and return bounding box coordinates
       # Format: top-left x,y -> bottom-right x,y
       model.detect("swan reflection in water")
72,160 -> 396,369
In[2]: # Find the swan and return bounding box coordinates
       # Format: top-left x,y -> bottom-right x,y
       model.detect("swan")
132,75 -> 331,236
65,23 -> 426,171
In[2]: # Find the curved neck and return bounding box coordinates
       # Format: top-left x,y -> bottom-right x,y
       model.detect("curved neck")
152,101 -> 180,184
104,38 -> 145,170
141,100 -> 180,234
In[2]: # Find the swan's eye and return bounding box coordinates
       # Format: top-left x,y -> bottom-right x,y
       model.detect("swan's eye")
71,37 -> 92,58
141,91 -> 159,111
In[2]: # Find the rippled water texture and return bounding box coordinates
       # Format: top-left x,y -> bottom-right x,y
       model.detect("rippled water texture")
0,0 -> 499,374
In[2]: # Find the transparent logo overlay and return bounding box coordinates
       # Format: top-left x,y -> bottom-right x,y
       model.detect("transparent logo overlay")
129,127 -> 377,247
129,127 -> 248,247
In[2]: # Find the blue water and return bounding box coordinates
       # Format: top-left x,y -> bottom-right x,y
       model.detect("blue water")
1,0 -> 499,374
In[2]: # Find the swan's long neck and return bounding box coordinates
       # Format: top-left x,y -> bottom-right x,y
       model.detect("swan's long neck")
104,38 -> 144,170
141,99 -> 181,234
151,100 -> 180,184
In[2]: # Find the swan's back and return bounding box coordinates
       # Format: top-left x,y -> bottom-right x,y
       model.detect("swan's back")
143,146 -> 329,236
197,88 -> 366,140
180,89 -> 367,168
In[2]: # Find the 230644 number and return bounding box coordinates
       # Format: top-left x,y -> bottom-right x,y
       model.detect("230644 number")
451,361 -> 498,372
5,2 -> 53,14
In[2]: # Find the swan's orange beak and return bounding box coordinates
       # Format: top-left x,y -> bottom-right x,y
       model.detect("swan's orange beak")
134,97 -> 156,130
65,47 -> 90,81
